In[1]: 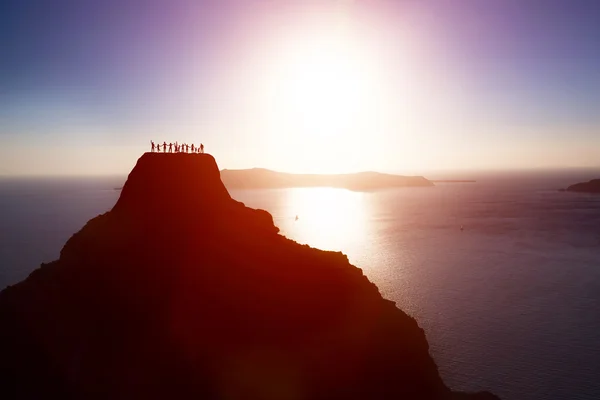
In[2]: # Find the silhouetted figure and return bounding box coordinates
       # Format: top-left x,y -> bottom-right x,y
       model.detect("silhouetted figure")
156,144 -> 161,152
200,143 -> 204,153
151,140 -> 155,152
163,142 -> 167,153
191,144 -> 195,153
185,144 -> 189,153
168,143 -> 173,153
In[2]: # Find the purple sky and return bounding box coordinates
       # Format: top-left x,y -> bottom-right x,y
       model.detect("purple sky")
1,0 -> 599,174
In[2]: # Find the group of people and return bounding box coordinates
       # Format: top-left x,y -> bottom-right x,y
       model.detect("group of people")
151,141 -> 204,154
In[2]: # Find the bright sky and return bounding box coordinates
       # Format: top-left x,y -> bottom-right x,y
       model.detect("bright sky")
1,0 -> 599,175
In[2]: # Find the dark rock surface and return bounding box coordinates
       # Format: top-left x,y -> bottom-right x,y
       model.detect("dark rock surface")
0,153 -> 498,400
566,179 -> 600,193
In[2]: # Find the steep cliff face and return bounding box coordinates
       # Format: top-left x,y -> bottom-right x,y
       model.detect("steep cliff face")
0,153 -> 498,400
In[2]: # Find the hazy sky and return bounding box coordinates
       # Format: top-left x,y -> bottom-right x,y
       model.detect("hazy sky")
1,0 -> 599,175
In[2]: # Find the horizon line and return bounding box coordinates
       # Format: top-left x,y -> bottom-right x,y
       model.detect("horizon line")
2,165 -> 600,179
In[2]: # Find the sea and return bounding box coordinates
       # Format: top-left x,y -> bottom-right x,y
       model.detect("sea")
1,170 -> 599,400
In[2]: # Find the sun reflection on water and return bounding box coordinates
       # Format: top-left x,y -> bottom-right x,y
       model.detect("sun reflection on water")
277,187 -> 368,252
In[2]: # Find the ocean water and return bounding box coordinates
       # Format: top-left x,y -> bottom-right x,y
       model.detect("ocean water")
1,171 -> 600,400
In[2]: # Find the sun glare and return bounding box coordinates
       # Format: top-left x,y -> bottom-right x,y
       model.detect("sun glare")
244,11 -> 422,173
279,38 -> 371,136
280,187 -> 367,252
264,27 -> 386,167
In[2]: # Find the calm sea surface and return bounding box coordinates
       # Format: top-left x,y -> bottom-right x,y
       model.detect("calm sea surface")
1,171 -> 599,400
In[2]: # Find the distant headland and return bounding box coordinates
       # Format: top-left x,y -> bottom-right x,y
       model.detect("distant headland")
564,178 -> 600,194
220,168 -> 433,191
431,179 -> 477,183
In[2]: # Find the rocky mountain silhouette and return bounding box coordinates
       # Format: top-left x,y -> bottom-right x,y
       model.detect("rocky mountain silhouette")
0,153 -> 499,400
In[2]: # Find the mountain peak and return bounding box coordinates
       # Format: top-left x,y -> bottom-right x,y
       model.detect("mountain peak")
113,152 -> 231,220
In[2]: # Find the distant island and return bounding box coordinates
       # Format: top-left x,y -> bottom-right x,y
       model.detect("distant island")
220,168 -> 433,190
431,180 -> 476,183
565,178 -> 600,194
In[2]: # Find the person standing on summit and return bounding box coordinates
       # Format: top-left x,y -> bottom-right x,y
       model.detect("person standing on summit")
163,141 -> 167,153
200,143 -> 204,153
151,140 -> 155,152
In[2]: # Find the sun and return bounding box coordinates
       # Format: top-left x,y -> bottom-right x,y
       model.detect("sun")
269,32 -> 380,143
282,40 -> 369,134
252,19 -> 404,173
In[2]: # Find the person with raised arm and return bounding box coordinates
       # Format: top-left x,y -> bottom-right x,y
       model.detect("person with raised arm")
151,140 -> 155,152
